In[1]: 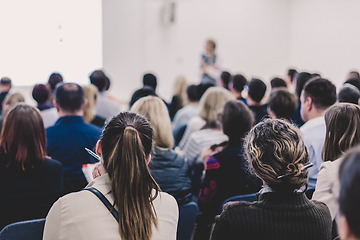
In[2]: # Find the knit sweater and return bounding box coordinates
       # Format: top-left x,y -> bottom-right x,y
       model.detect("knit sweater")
211,192 -> 332,240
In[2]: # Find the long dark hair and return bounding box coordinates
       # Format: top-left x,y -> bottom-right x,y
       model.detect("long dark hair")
101,112 -> 160,240
0,103 -> 46,170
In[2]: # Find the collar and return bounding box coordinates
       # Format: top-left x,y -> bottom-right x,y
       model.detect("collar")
86,173 -> 112,195
55,115 -> 85,125
37,103 -> 53,111
300,116 -> 325,132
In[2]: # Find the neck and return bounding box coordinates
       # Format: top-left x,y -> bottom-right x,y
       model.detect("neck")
231,89 -> 242,99
247,97 -> 261,106
58,110 -> 84,118
306,109 -> 326,122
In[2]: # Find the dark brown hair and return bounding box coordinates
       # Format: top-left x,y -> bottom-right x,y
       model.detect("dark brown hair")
222,100 -> 254,143
323,103 -> 360,161
268,88 -> 298,119
244,119 -> 309,192
101,112 -> 160,240
0,103 -> 46,170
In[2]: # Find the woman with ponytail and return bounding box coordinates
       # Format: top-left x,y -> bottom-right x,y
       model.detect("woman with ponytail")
43,112 -> 178,240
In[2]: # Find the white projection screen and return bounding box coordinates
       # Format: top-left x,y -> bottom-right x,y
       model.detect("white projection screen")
0,0 -> 102,86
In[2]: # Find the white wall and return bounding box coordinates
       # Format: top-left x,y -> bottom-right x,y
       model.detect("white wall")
103,0 -> 292,104
290,0 -> 360,88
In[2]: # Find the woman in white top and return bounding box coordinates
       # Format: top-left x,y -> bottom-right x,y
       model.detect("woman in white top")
313,103 -> 360,220
43,112 -> 178,240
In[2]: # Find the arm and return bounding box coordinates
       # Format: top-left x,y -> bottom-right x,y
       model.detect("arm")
211,210 -> 234,240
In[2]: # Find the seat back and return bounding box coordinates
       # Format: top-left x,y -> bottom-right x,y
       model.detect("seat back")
177,202 -> 199,240
0,218 -> 46,240
218,193 -> 257,214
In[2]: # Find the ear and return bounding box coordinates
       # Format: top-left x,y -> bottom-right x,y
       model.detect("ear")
304,96 -> 313,112
146,154 -> 151,165
95,140 -> 102,157
82,98 -> 88,110
53,100 -> 60,112
337,215 -> 354,240
267,107 -> 276,119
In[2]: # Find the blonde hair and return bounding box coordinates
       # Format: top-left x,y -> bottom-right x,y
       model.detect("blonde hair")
131,96 -> 174,149
173,75 -> 188,107
198,87 -> 235,125
83,84 -> 98,123
244,119 -> 309,191
5,93 -> 25,109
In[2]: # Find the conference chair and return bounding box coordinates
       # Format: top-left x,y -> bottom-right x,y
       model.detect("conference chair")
0,218 -> 45,240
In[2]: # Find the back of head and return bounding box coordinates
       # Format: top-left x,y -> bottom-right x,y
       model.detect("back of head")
270,78 -> 287,90
295,72 -> 312,98
346,71 -> 360,80
32,84 -> 50,104
0,103 -> 46,170
131,96 -> 174,149
232,74 -> 247,92
186,85 -> 198,102
89,70 -> 107,92
344,78 -> 360,92
244,118 -> 309,192
338,84 -> 360,104
248,78 -> 267,103
220,71 -> 231,89
303,78 -> 336,110
196,83 -> 213,100
83,84 -> 99,122
174,75 -> 188,97
4,93 -> 25,109
287,69 -> 297,83
268,88 -> 298,119
198,87 -> 235,125
206,39 -> 216,51
222,100 -> 254,143
143,73 -> 157,91
338,147 -> 360,239
47,73 -> 63,92
55,83 -> 84,113
323,103 -> 360,161
101,112 -> 160,240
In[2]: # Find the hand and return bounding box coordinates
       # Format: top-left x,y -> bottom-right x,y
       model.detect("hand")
92,160 -> 106,179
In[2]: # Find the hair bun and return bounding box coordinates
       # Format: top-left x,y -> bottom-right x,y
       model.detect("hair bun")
285,163 -> 301,176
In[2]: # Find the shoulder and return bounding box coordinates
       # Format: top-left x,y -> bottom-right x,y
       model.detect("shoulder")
43,158 -> 63,170
319,159 -> 341,173
153,191 -> 179,216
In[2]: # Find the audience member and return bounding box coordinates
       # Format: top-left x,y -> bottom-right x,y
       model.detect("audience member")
313,103 -> 360,220
219,71 -> 231,89
284,68 -> 297,91
89,70 -> 120,120
0,104 -> 63,230
0,77 -> 12,114
172,84 -> 199,145
293,72 -> 313,126
267,87 -> 298,120
338,84 -> 360,104
246,78 -> 268,124
337,147 -> 360,240
201,39 -> 218,85
300,78 -> 337,190
170,75 -> 188,120
180,87 -> 235,160
83,84 -> 106,127
346,70 -> 360,81
43,112 -> 178,240
131,96 -> 192,205
177,85 -> 220,149
129,73 -> 159,108
47,72 -> 63,92
211,119 -> 332,240
46,83 -> 102,194
230,74 -> 247,104
0,93 -> 25,132
195,101 -> 261,239
270,77 -> 287,90
32,84 -> 59,128
344,77 -> 360,91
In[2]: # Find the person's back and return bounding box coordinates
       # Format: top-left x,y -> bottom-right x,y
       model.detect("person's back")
0,104 -> 63,230
46,83 -> 102,194
44,112 -> 178,240
32,84 -> 59,128
300,78 -> 336,189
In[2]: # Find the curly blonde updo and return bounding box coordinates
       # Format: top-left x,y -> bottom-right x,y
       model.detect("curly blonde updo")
244,119 -> 309,192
